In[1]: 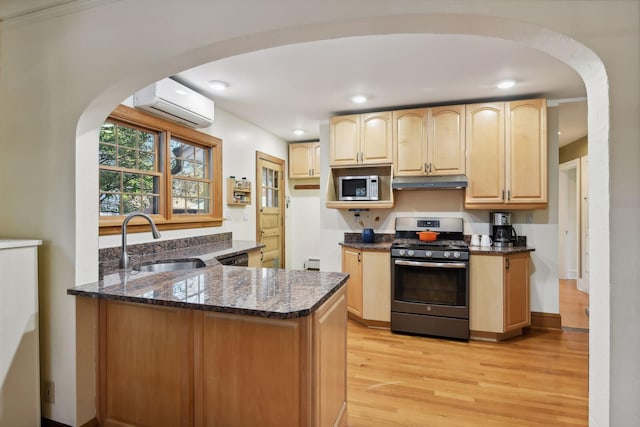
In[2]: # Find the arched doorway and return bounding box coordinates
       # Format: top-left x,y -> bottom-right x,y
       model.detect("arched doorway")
76,12 -> 609,425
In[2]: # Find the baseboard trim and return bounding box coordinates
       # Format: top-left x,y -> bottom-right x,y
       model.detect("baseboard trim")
42,417 -> 98,427
531,311 -> 562,330
80,417 -> 99,427
470,328 -> 523,342
42,418 -> 71,427
347,312 -> 390,329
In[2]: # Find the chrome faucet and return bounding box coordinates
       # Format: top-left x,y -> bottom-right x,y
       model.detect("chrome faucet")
119,212 -> 161,269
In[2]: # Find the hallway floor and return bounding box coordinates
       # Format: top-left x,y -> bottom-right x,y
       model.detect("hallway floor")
559,279 -> 589,330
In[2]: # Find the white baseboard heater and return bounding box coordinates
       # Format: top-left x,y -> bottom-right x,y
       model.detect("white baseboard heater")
305,258 -> 320,271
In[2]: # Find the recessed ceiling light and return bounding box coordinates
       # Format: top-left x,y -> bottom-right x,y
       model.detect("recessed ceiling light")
208,80 -> 229,91
557,131 -> 562,135
497,80 -> 516,89
293,129 -> 305,136
351,95 -> 368,104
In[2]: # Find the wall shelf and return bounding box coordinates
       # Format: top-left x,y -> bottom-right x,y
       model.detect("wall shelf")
226,178 -> 251,206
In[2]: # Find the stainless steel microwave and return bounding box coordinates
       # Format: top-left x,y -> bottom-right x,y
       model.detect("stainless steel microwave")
338,175 -> 379,201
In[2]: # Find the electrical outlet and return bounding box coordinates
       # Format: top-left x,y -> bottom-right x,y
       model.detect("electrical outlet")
44,380 -> 55,404
242,211 -> 249,222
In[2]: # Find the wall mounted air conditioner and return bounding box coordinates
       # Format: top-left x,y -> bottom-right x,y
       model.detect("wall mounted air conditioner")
133,78 -> 214,128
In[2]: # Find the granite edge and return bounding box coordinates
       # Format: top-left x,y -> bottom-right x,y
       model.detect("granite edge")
68,269 -> 349,320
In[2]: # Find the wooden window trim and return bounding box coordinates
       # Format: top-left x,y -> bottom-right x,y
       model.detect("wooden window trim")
99,105 -> 223,235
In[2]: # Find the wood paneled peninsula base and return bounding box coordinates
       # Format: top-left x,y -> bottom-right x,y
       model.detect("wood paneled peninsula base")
68,265 -> 349,427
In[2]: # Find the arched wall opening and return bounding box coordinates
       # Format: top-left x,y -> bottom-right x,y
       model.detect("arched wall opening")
75,12 -> 609,426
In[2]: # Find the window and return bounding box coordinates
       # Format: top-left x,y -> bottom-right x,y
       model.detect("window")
99,105 -> 222,235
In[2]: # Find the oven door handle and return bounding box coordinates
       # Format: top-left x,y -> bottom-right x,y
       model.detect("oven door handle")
394,259 -> 468,269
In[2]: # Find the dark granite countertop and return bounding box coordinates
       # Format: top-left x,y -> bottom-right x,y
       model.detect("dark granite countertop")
99,239 -> 264,277
469,245 -> 535,255
339,241 -> 392,251
68,264 -> 349,319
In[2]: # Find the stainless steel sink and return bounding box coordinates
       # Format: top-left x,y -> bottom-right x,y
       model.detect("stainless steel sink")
135,259 -> 206,273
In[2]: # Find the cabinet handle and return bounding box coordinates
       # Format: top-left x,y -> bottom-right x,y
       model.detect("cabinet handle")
502,190 -> 505,201
507,190 -> 511,201
429,163 -> 433,173
424,162 -> 427,173
260,250 -> 264,262
308,168 -> 311,176
357,253 -> 361,262
506,258 -> 510,270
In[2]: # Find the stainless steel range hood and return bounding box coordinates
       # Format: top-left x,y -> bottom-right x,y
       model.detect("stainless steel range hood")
392,175 -> 468,190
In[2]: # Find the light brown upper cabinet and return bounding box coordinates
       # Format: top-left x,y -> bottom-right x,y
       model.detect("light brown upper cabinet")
393,105 -> 466,176
330,112 -> 393,166
289,141 -> 320,179
465,99 -> 547,209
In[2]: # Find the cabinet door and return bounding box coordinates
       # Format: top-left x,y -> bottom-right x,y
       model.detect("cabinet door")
313,287 -> 347,427
341,247 -> 363,317
465,102 -> 506,205
312,142 -> 321,177
506,99 -> 547,204
469,254 -> 504,333
362,251 -> 391,322
429,104 -> 466,176
289,143 -> 313,178
504,253 -> 530,331
393,108 -> 428,176
330,115 -> 360,166
100,301 -> 194,427
361,111 -> 393,164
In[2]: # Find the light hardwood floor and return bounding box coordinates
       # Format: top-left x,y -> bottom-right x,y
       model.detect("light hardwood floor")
559,279 -> 589,330
347,321 -> 588,426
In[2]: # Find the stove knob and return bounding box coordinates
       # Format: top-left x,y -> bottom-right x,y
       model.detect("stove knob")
398,250 -> 406,256
408,250 -> 415,257
424,251 -> 433,258
444,252 -> 451,258
453,252 -> 461,259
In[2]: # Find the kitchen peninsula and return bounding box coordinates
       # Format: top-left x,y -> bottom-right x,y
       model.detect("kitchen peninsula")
68,263 -> 348,427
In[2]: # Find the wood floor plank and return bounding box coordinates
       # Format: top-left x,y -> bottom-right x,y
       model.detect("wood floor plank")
347,320 -> 588,426
559,279 -> 589,329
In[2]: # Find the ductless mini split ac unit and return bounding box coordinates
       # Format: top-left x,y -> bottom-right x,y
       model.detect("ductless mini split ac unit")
133,78 -> 214,128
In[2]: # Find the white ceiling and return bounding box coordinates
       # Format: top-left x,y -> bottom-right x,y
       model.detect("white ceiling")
2,2 -> 588,147
176,34 -> 587,145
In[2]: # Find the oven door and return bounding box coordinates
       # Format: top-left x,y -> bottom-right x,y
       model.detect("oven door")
391,258 -> 469,319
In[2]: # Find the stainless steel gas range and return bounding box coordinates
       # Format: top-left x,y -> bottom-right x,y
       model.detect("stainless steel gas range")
390,217 -> 470,340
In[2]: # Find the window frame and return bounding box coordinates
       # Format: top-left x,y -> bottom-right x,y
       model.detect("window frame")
99,104 -> 223,235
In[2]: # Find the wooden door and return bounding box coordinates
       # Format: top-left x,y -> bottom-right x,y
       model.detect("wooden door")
361,111 -> 393,164
341,247 -> 363,318
465,102 -> 505,205
393,108 -> 428,176
429,104 -> 466,176
311,142 -> 321,178
289,142 -> 313,178
506,99 -> 547,204
504,253 -> 530,331
330,115 -> 360,166
256,152 -> 285,268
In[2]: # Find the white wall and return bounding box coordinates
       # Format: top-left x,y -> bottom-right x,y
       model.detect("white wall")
0,2 -> 638,426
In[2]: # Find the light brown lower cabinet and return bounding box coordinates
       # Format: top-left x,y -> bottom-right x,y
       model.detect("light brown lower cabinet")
469,252 -> 531,341
341,247 -> 390,324
98,286 -> 347,427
